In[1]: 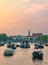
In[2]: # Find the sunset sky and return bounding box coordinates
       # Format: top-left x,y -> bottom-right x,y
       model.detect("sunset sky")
0,0 -> 48,35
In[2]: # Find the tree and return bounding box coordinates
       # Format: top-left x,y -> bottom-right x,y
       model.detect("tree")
0,34 -> 2,41
38,35 -> 48,43
1,33 -> 8,41
8,36 -> 13,42
0,33 -> 8,42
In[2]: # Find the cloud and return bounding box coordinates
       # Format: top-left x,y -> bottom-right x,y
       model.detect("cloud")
0,0 -> 48,35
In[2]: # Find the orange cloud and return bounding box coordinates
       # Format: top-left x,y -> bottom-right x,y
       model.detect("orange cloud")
24,4 -> 43,14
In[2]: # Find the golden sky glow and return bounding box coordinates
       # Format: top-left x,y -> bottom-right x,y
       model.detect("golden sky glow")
0,0 -> 48,35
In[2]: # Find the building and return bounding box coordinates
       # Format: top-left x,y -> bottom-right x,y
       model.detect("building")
32,33 -> 43,37
28,30 -> 30,36
32,33 -> 43,42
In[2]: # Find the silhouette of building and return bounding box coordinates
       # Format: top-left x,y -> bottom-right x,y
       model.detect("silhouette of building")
32,33 -> 43,42
32,33 -> 43,37
28,30 -> 30,36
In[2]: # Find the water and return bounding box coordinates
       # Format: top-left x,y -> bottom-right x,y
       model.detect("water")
0,43 -> 48,65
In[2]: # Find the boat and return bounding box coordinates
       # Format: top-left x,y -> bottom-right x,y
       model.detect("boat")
20,41 -> 30,48
0,42 -> 5,46
45,43 -> 48,46
4,49 -> 15,56
32,51 -> 43,60
34,43 -> 39,46
7,43 -> 16,50
34,46 -> 38,49
34,43 -> 44,49
20,44 -> 30,48
16,45 -> 20,47
38,45 -> 44,48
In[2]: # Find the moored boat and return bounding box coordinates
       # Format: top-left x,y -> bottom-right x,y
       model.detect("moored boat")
16,45 -> 20,47
45,43 -> 48,46
4,49 -> 15,56
32,51 -> 43,60
7,43 -> 16,50
20,41 -> 30,48
34,43 -> 44,49
0,41 -> 5,46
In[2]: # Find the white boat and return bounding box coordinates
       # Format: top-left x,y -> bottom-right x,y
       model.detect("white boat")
4,49 -> 15,56
34,43 -> 44,49
45,43 -> 48,46
0,41 -> 5,46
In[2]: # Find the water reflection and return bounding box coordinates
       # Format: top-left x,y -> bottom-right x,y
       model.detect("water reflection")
0,43 -> 48,65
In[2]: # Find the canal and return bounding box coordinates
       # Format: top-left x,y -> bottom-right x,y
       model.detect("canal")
0,43 -> 48,65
